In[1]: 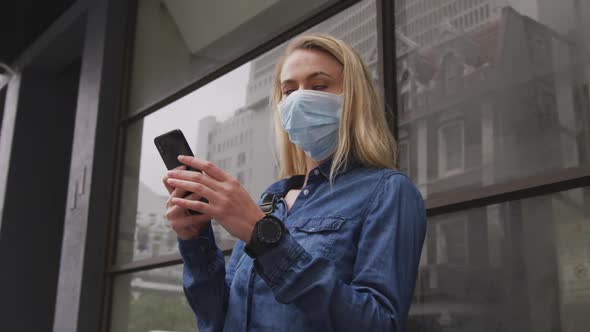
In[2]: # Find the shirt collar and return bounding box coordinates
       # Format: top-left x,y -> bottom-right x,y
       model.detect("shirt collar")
265,156 -> 361,197
316,156 -> 360,179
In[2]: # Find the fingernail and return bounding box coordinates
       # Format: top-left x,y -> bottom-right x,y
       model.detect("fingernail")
178,155 -> 186,160
167,178 -> 176,183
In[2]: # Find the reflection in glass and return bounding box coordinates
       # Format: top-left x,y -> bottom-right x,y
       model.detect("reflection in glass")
109,265 -> 197,332
438,121 -> 464,178
116,0 -> 380,264
395,0 -> 590,198
116,67 -> 253,263
410,186 -> 590,332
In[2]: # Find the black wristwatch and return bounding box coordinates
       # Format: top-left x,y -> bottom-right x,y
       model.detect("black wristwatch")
244,214 -> 285,258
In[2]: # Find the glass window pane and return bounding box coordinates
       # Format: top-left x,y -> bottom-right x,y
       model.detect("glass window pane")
395,0 -> 590,198
128,0 -> 342,114
116,66 -> 252,264
410,186 -> 590,331
398,140 -> 410,175
116,0 -> 380,265
438,121 -> 465,177
109,265 -> 196,332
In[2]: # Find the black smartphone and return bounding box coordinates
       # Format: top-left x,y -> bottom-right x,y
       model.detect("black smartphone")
154,129 -> 208,215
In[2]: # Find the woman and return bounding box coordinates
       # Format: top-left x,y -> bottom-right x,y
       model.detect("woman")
162,34 -> 426,331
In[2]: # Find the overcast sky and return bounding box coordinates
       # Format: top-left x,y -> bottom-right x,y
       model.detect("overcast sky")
138,63 -> 251,195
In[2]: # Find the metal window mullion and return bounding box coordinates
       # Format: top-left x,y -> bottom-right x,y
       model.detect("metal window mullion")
377,0 -> 398,141
107,249 -> 232,275
425,165 -> 590,217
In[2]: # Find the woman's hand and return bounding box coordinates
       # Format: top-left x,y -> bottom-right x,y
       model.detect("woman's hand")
162,166 -> 211,240
166,155 -> 265,243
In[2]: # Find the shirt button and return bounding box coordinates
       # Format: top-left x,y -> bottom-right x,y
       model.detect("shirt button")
303,189 -> 309,195
313,169 -> 320,176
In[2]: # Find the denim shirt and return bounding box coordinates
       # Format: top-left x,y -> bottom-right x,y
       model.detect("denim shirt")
178,158 -> 427,332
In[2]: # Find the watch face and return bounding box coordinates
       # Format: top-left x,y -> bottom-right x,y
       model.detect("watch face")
257,218 -> 283,243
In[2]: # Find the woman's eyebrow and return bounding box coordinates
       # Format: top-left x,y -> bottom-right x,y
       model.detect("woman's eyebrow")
281,71 -> 334,86
307,71 -> 333,80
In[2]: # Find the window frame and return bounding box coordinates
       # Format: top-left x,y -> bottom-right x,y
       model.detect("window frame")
102,1 -> 371,331
100,0 -> 590,330
106,0 -> 365,274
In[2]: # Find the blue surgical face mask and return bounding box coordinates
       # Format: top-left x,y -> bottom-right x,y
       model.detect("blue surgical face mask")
278,89 -> 343,161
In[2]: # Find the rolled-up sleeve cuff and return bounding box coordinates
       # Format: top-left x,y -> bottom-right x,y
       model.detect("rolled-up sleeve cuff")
253,231 -> 307,288
178,222 -> 221,276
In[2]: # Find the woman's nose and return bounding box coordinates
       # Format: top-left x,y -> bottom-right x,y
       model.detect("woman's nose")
296,85 -> 313,91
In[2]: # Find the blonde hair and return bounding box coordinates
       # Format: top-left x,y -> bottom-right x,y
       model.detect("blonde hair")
271,34 -> 397,183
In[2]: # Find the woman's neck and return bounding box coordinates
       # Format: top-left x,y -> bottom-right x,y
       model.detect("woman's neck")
302,155 -> 330,188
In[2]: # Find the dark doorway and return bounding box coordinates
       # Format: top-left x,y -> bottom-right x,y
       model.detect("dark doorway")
0,19 -> 83,332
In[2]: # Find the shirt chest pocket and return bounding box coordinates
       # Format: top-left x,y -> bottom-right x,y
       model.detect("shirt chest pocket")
288,216 -> 348,258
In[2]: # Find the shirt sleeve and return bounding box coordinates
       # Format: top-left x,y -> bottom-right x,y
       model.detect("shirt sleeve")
179,221 -> 245,332
253,172 -> 427,331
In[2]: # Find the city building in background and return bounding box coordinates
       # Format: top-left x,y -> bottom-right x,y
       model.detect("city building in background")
0,0 -> 589,331
195,0 -> 380,253
396,0 -> 507,48
200,0 -> 379,197
397,5 -> 590,197
396,1 -> 590,330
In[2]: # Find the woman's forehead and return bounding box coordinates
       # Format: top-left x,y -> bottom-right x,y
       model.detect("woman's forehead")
280,49 -> 342,81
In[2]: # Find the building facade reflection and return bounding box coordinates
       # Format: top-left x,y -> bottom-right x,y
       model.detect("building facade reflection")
395,1 -> 590,331
119,1 -> 590,331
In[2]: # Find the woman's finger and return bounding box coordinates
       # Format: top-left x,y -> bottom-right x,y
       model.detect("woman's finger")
166,192 -> 203,217
166,204 -> 183,220
166,187 -> 189,208
171,186 -> 189,198
168,213 -> 210,231
171,197 -> 214,216
166,169 -> 222,192
177,156 -> 229,182
167,178 -> 220,202
162,165 -> 187,194
162,176 -> 174,194
183,192 -> 203,201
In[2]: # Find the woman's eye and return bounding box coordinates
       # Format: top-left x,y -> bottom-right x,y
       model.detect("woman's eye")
283,89 -> 295,96
313,85 -> 327,90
